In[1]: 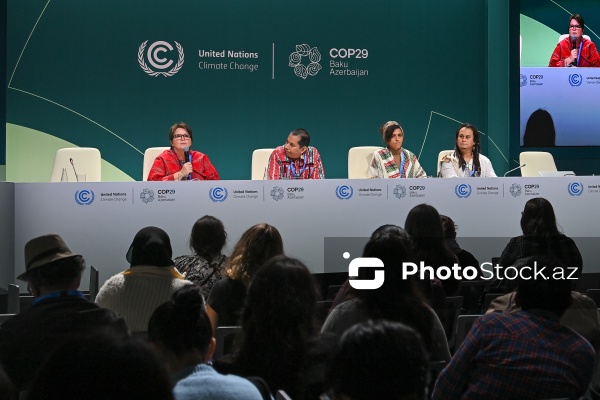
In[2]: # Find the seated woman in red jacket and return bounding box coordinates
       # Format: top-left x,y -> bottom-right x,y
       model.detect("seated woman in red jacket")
549,13 -> 600,67
147,122 -> 220,181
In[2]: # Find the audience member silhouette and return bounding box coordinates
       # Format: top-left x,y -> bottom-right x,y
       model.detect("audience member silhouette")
148,284 -> 263,400
206,223 -> 283,331
523,109 -> 556,147
0,233 -> 128,392
96,226 -> 192,333
174,215 -> 228,298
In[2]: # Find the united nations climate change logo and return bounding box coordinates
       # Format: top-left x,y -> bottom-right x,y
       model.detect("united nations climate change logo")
138,40 -> 184,77
75,190 -> 94,205
140,188 -> 155,204
393,185 -> 407,199
568,74 -> 582,87
520,74 -> 527,87
209,187 -> 228,202
509,183 -> 522,197
289,44 -> 322,79
455,184 -> 471,199
270,186 -> 284,201
568,182 -> 583,196
336,185 -> 353,200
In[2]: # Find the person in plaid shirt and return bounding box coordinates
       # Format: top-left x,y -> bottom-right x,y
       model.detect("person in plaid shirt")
433,255 -> 595,400
264,128 -> 325,180
147,122 -> 219,181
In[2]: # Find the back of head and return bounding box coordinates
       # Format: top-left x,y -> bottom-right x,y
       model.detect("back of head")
148,284 -> 213,358
520,197 -> 559,236
26,333 -> 174,400
24,256 -> 85,291
226,223 -> 284,282
516,256 -> 573,317
439,215 -> 457,239
327,319 -> 428,400
523,109 -> 556,147
405,204 -> 443,239
126,226 -> 174,267
290,128 -> 310,147
189,215 -> 227,258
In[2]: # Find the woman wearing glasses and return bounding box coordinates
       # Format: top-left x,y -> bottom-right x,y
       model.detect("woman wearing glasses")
147,122 -> 220,181
549,13 -> 600,67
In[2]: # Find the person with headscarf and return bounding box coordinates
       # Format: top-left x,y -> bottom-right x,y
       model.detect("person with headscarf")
96,226 -> 192,333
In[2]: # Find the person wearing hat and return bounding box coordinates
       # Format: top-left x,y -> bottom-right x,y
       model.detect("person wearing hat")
0,233 -> 129,392
95,226 -> 192,334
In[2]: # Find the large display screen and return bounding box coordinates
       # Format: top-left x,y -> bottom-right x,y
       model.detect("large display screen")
520,1 -> 600,147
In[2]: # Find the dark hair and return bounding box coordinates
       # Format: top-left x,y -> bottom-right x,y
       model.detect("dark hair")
290,128 -> 310,147
439,215 -> 457,239
148,284 -> 213,358
569,14 -> 585,30
233,255 -> 318,397
26,333 -> 174,400
225,223 -> 284,283
189,215 -> 227,260
523,109 -> 556,147
520,197 -> 560,236
126,226 -> 174,268
370,224 -> 410,240
379,122 -> 404,144
169,122 -> 193,141
25,256 -> 85,287
454,123 -> 482,174
327,320 -> 428,400
516,256 -> 572,316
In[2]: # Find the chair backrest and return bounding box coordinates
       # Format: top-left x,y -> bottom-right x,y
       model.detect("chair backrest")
519,151 -> 557,177
0,314 -> 15,326
7,284 -> 19,314
143,147 -> 169,181
50,148 -> 102,182
348,146 -> 382,179
454,314 -> 480,352
436,150 -> 454,176
89,266 -> 100,302
558,34 -> 592,43
214,326 -> 241,360
251,149 -> 274,180
276,390 -> 293,400
444,296 -> 464,350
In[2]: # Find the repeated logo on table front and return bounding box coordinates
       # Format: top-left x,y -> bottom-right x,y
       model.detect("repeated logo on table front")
75,190 -> 95,205
209,187 -> 228,202
455,184 -> 472,198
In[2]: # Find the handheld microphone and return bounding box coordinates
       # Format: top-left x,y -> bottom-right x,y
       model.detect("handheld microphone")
503,164 -> 526,177
69,158 -> 79,182
183,147 -> 191,180
571,35 -> 577,50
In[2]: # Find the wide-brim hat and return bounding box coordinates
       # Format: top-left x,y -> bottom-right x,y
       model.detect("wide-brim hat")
18,234 -> 80,281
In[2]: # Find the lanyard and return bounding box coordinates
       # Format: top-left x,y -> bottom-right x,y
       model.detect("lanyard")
288,153 -> 308,179
399,151 -> 405,178
31,290 -> 86,306
576,40 -> 582,66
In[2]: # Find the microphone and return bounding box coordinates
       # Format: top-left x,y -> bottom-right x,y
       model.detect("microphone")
69,158 -> 79,182
183,146 -> 191,180
504,164 -> 525,177
571,35 -> 577,50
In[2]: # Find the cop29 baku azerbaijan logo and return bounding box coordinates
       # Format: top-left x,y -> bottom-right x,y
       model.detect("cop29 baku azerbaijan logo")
270,186 -> 284,201
520,74 -> 527,87
509,183 -> 522,197
336,185 -> 353,200
209,187 -> 228,202
393,185 -> 407,199
568,74 -> 582,87
138,40 -> 184,77
289,44 -> 322,79
140,188 -> 155,204
455,184 -> 472,198
75,190 -> 94,205
568,182 -> 583,196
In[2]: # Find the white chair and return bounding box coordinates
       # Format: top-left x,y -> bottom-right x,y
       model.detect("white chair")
558,34 -> 592,43
519,151 -> 557,177
251,148 -> 274,180
143,147 -> 169,181
348,146 -> 381,179
50,148 -> 102,182
436,150 -> 454,177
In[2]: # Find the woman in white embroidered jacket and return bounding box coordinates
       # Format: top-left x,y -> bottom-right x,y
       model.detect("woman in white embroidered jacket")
440,123 -> 497,178
368,121 -> 427,179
